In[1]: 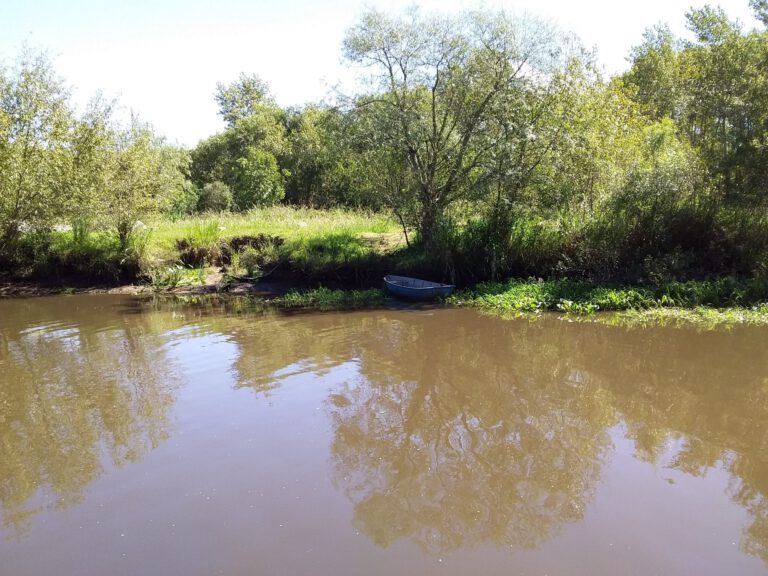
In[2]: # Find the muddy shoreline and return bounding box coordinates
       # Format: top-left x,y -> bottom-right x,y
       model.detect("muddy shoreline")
0,276 -> 301,299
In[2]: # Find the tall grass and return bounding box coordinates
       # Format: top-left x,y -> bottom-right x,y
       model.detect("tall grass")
183,218 -> 222,250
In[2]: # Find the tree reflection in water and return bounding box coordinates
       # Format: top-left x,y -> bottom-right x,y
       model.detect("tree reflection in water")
326,314 -> 615,553
319,312 -> 768,562
0,298 -> 178,536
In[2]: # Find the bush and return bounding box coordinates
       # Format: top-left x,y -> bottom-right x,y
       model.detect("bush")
197,181 -> 233,212
239,246 -> 261,278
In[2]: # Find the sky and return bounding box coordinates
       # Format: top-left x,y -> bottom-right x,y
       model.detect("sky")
0,0 -> 760,147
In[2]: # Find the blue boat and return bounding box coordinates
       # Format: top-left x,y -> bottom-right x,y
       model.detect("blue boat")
383,275 -> 455,301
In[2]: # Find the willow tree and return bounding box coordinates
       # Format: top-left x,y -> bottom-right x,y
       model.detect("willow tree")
54,95 -> 115,245
107,117 -> 185,246
343,7 -> 577,246
0,48 -> 71,248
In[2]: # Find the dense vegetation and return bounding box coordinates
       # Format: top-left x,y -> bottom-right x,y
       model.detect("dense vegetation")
3,2 -> 768,290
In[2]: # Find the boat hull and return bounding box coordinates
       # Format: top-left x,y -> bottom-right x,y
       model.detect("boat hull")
383,275 -> 455,301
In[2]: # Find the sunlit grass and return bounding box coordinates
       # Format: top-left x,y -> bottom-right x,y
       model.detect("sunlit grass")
149,207 -> 398,253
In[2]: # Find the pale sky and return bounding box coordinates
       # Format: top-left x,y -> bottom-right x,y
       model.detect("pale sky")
0,0 -> 759,147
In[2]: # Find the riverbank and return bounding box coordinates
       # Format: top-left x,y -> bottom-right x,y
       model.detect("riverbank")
4,206 -> 768,326
5,276 -> 768,328
0,207 -> 411,287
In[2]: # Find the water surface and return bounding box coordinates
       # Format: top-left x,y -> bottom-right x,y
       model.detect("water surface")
1,295 -> 767,575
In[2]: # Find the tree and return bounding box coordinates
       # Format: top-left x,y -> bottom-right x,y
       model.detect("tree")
190,100 -> 288,208
283,106 -> 364,208
343,8 -> 579,246
107,117 -> 183,246
623,8 -> 768,205
284,106 -> 330,207
215,73 -> 273,128
622,24 -> 681,121
680,6 -> 766,201
53,94 -> 115,244
0,47 -> 71,248
233,147 -> 285,209
158,146 -> 196,218
752,0 -> 768,27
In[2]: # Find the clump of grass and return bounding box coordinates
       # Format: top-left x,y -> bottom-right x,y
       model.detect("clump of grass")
125,227 -> 153,270
184,218 -> 222,249
147,265 -> 186,288
229,250 -> 242,276
175,218 -> 223,266
146,264 -> 207,289
271,287 -> 385,310
239,246 -> 262,279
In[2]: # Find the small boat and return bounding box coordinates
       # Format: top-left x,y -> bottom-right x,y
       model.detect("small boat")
383,275 -> 455,301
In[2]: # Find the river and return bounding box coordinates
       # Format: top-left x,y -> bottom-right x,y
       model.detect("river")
1,295 -> 767,575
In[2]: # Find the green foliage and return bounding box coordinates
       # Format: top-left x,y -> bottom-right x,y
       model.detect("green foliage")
283,107 -> 358,207
272,287 -> 385,310
623,24 -> 680,120
343,7 -> 584,246
56,95 -> 115,235
215,73 -> 272,127
197,181 -> 233,212
233,148 -> 285,209
239,246 -> 261,278
147,265 -> 185,288
615,305 -> 768,328
452,277 -> 768,315
0,47 -> 71,244
184,218 -> 221,249
287,231 -> 384,276
124,225 -> 153,271
752,0 -> 768,27
177,218 -> 222,266
190,101 -> 288,212
107,117 -> 187,247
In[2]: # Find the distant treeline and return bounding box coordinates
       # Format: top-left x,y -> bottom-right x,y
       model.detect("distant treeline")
3,2 -> 768,283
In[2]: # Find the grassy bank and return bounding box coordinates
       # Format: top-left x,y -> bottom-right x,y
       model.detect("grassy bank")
1,207 -> 405,287
5,205 -> 768,329
446,277 -> 768,327
449,277 -> 768,313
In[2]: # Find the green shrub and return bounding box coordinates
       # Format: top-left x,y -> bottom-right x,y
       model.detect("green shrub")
240,246 -> 261,278
197,181 -> 233,212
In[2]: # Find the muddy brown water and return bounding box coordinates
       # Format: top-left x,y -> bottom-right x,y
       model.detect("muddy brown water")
1,295 -> 767,575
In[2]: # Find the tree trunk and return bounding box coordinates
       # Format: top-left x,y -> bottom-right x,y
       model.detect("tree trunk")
0,223 -> 20,257
117,220 -> 131,248
419,199 -> 440,247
